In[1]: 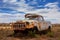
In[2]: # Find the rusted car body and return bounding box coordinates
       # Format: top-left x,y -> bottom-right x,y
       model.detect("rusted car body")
12,14 -> 52,33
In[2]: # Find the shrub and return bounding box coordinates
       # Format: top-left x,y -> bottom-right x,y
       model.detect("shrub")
46,31 -> 54,37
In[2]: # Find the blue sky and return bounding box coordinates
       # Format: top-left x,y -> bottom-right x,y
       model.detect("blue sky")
0,0 -> 60,24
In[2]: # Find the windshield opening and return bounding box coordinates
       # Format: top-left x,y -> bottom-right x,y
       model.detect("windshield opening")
25,16 -> 44,21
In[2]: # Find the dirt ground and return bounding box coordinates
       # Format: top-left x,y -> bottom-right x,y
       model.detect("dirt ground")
0,24 -> 60,40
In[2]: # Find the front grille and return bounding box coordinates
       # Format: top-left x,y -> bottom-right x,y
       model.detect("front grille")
19,24 -> 25,27
13,23 -> 25,28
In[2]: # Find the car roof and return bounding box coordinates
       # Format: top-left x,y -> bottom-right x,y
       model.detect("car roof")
25,13 -> 43,18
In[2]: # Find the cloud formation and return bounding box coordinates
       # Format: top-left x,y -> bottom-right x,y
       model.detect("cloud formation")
0,13 -> 25,23
0,0 -> 60,24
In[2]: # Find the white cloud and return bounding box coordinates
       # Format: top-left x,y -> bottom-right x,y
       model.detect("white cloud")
25,2 -> 60,24
0,0 -> 60,24
3,0 -> 16,3
45,2 -> 58,8
2,0 -> 37,11
0,13 -> 25,23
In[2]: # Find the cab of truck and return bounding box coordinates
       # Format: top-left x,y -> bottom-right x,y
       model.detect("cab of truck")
25,14 -> 44,21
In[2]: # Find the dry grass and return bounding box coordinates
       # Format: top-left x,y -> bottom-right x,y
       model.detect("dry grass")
0,24 -> 60,40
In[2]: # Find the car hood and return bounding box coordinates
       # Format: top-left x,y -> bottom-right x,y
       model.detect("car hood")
21,20 -> 37,22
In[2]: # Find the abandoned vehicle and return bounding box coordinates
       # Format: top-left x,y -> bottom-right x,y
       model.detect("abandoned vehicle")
11,14 -> 52,34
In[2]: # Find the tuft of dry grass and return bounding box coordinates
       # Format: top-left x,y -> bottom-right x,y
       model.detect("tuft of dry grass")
0,29 -> 13,40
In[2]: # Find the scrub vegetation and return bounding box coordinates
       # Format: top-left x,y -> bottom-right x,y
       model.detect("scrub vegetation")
0,24 -> 60,40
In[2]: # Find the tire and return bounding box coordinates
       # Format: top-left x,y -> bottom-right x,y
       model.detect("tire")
27,27 -> 38,37
48,26 -> 51,32
32,26 -> 39,34
27,26 -> 38,34
43,26 -> 51,34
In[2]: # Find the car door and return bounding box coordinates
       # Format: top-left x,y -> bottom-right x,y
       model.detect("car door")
40,21 -> 47,30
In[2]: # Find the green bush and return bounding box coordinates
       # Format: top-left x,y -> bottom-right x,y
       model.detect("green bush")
28,31 -> 36,37
28,30 -> 39,37
46,31 -> 54,37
